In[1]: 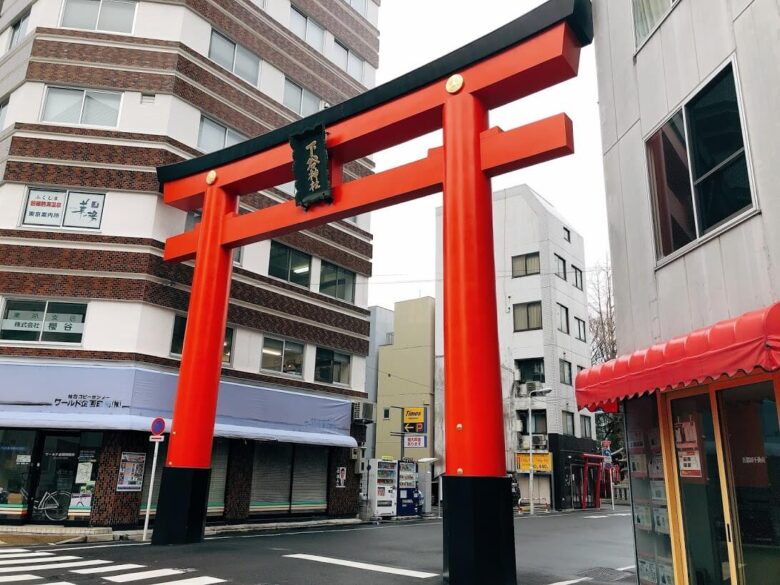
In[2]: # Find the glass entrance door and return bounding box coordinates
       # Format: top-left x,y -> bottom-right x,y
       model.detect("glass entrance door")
30,434 -> 80,522
670,393 -> 733,585
717,381 -> 780,585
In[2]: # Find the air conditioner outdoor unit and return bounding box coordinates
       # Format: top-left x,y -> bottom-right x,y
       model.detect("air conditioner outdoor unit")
516,380 -> 543,397
352,401 -> 376,424
532,434 -> 548,448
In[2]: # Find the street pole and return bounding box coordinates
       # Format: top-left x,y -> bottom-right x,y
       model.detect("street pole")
610,467 -> 615,511
528,399 -> 534,516
142,440 -> 160,541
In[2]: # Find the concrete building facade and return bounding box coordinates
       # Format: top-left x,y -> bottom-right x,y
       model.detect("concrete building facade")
0,0 -> 379,527
435,185 -> 597,511
373,297 -> 435,463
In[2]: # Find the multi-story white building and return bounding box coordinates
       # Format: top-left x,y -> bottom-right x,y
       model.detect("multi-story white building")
589,1 -> 780,582
0,0 -> 379,527
435,185 -> 596,511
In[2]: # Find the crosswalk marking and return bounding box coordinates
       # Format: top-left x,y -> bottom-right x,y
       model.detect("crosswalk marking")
0,560 -> 111,574
45,582 -> 77,585
0,576 -> 41,583
284,554 -> 438,579
0,555 -> 54,561
0,557 -> 81,567
72,565 -> 146,575
105,569 -> 186,582
152,578 -> 225,585
0,552 -> 30,556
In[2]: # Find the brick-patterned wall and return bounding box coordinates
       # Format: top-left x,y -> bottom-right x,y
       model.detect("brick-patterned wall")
90,431 -> 147,528
223,439 -> 254,522
327,424 -> 367,517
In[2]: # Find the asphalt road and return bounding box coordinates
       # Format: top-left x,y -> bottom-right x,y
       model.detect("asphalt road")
8,509 -> 636,585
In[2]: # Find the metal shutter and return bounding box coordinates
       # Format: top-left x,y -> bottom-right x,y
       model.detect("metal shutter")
207,438 -> 228,517
250,442 -> 293,514
139,440 -> 168,517
291,445 -> 329,513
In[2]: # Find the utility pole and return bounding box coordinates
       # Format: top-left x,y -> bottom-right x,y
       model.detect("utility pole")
528,387 -> 552,515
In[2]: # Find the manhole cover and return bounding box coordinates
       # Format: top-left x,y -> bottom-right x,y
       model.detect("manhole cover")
577,567 -> 633,581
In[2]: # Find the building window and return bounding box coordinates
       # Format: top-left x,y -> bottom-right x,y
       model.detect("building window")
290,7 -> 324,51
261,336 -> 304,376
61,0 -> 136,34
268,241 -> 311,287
342,0 -> 367,16
197,115 -> 246,153
8,12 -> 29,50
580,415 -> 592,438
22,188 -> 105,229
383,408 -> 390,420
319,261 -> 355,303
0,99 -> 8,130
632,0 -> 675,46
572,266 -> 583,290
208,30 -> 261,86
563,227 -> 571,242
559,359 -> 572,385
511,252 -> 540,278
516,358 -> 545,384
334,41 -> 365,82
283,78 -> 322,117
554,254 -> 567,280
513,301 -> 542,332
648,64 -> 751,258
575,317 -> 587,342
557,304 -> 569,334
314,347 -> 350,385
170,315 -> 233,363
562,411 -> 575,435
1,299 -> 87,343
42,87 -> 121,127
518,410 -> 547,435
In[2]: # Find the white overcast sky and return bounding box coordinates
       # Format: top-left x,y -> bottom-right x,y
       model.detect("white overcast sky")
365,0 -> 609,310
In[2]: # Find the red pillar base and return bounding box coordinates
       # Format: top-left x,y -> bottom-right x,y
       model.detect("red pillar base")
442,475 -> 517,584
151,466 -> 211,545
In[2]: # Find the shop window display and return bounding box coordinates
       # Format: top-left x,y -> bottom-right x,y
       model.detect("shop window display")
625,396 -> 674,585
0,430 -> 36,521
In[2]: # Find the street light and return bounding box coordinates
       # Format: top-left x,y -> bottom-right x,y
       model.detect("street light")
527,386 -> 552,516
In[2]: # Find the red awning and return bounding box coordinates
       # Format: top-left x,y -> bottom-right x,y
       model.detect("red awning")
576,302 -> 780,411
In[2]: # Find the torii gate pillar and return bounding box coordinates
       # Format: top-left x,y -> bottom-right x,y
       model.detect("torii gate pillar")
150,2 -> 593,583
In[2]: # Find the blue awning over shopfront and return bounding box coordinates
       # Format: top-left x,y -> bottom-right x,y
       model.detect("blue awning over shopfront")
0,362 -> 356,448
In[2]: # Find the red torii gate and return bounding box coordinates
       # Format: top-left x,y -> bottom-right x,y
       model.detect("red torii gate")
152,1 -> 592,583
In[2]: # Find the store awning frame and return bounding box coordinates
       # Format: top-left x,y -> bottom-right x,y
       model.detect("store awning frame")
0,413 -> 357,448
576,302 -> 780,411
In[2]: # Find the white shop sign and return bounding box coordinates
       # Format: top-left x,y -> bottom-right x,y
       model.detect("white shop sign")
1,320 -> 84,333
23,190 -> 105,229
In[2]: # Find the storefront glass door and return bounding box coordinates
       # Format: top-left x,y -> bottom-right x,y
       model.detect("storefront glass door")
670,393 -> 732,585
30,434 -> 79,522
717,381 -> 779,585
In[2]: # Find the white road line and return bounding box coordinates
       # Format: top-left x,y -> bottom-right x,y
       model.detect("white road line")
0,576 -> 42,583
0,552 -> 30,556
0,560 -> 111,573
72,565 -> 145,575
284,554 -> 438,579
45,582 -> 77,585
0,557 -> 81,567
582,515 -> 609,519
0,555 -> 54,561
105,569 -> 186,582
49,544 -> 150,552
546,578 -> 592,585
616,565 -> 636,571
151,577 -> 225,585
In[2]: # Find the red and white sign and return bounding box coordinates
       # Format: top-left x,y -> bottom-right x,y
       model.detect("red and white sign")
404,435 -> 427,449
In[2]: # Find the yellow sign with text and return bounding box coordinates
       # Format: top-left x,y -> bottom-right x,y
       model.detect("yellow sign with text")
403,407 -> 426,424
516,453 -> 553,474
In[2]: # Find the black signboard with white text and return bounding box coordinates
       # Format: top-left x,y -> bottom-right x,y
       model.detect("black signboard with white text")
290,124 -> 332,210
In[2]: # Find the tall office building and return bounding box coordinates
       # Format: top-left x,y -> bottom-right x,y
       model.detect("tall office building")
0,0 -> 379,527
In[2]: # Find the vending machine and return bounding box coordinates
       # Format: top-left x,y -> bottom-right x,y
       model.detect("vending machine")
368,458 -> 397,518
396,460 -> 419,516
